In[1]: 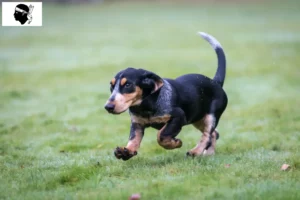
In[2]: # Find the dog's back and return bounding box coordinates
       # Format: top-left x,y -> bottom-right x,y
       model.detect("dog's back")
167,74 -> 226,124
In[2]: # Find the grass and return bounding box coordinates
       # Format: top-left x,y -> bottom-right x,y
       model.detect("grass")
1,0 -> 300,199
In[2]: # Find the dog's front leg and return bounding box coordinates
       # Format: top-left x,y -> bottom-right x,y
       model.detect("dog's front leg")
157,108 -> 186,149
114,123 -> 144,161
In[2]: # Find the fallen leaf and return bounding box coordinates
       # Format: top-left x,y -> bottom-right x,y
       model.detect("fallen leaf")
281,164 -> 290,171
71,125 -> 78,132
225,164 -> 231,168
129,193 -> 141,200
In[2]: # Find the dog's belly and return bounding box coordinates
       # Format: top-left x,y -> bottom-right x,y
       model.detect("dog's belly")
149,123 -> 165,130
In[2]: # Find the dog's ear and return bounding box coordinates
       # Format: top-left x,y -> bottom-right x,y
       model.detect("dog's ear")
139,70 -> 164,94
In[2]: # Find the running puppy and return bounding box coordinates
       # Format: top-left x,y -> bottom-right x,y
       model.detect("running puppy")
104,32 -> 228,161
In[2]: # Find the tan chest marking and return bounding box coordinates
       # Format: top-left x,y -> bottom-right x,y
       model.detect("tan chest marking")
131,114 -> 171,125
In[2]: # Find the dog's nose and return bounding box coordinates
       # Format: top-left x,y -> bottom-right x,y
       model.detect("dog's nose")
105,103 -> 115,113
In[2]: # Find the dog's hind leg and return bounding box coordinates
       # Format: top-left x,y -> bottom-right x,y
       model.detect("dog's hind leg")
187,93 -> 227,157
187,114 -> 217,157
204,130 -> 219,155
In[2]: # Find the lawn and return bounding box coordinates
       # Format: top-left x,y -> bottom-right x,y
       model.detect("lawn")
1,0 -> 300,199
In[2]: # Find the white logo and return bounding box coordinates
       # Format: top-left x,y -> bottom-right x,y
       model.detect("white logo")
2,2 -> 42,26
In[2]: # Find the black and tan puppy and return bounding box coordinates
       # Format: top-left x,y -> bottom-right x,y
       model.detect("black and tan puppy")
104,32 -> 228,161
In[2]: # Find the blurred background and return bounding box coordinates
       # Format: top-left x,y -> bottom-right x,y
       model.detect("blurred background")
1,0 -> 300,199
1,0 -> 299,126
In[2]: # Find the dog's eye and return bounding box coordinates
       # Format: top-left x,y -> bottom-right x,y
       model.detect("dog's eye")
125,83 -> 132,88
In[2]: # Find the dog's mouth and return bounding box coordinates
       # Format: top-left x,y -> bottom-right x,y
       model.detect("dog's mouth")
106,107 -> 127,115
109,111 -> 126,115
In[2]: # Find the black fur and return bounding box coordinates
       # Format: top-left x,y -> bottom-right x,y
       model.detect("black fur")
129,123 -> 144,140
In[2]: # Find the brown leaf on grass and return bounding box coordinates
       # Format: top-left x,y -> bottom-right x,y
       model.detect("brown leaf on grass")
225,164 -> 231,168
129,193 -> 141,200
70,125 -> 78,132
281,164 -> 290,171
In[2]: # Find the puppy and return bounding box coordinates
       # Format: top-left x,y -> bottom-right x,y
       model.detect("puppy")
104,32 -> 227,161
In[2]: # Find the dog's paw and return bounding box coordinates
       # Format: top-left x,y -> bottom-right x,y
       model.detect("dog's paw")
114,147 -> 137,161
174,138 -> 183,148
186,151 -> 196,158
186,150 -> 202,158
157,137 -> 183,149
203,149 -> 215,156
186,150 -> 213,157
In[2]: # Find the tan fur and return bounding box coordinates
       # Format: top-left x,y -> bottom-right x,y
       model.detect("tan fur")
204,130 -> 218,155
120,78 -> 127,86
126,128 -> 144,153
113,86 -> 143,113
153,79 -> 164,93
188,114 -> 215,156
131,114 -> 171,125
111,78 -> 116,85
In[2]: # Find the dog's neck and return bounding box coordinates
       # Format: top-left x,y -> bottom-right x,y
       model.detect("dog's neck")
129,80 -> 173,118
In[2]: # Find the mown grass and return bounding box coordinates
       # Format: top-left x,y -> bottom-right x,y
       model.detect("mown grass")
1,0 -> 300,199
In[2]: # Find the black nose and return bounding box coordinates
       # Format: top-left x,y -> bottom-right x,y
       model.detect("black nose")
105,103 -> 115,113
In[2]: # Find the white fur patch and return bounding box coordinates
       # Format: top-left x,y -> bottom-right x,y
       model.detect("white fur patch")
198,32 -> 222,50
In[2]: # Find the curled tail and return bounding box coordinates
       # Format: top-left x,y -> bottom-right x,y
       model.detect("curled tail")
198,32 -> 226,87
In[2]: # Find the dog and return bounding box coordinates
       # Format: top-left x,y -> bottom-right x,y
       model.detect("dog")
104,32 -> 228,161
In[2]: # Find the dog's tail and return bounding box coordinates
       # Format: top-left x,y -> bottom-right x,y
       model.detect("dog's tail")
198,32 -> 226,87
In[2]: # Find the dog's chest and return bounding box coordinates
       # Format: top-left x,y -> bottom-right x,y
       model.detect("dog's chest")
131,114 -> 171,126
129,80 -> 173,126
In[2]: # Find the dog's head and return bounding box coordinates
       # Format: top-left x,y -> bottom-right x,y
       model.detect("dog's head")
104,68 -> 164,114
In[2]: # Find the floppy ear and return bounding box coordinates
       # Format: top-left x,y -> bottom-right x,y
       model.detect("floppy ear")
139,70 -> 164,94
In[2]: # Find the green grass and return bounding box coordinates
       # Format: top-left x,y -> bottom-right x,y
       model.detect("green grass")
1,0 -> 300,199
